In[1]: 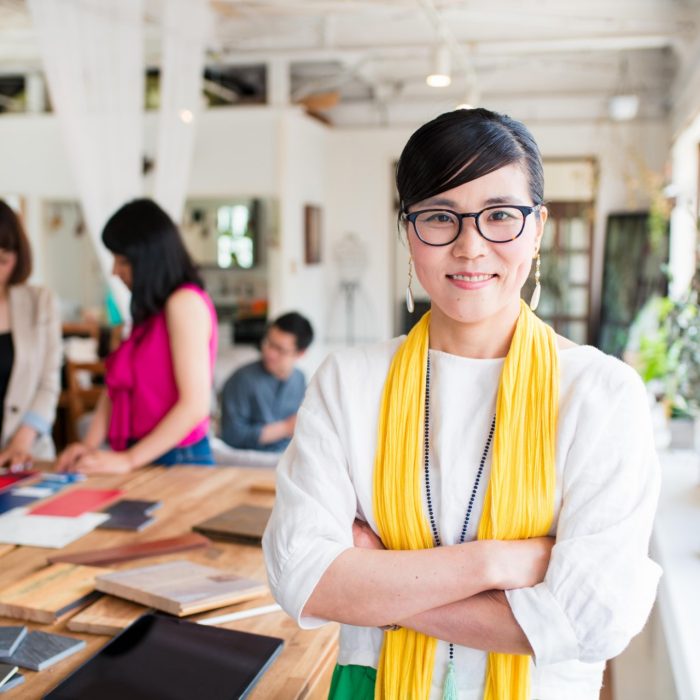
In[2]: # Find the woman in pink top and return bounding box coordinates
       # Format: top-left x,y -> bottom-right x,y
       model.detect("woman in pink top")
56,199 -> 217,473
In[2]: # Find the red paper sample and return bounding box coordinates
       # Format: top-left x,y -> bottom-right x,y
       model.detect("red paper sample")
29,489 -> 123,517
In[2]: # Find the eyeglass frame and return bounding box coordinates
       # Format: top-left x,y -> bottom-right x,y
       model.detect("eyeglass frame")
401,203 -> 543,246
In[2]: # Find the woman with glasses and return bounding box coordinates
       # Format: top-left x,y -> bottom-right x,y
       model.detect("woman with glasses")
264,108 -> 660,700
56,198 -> 217,472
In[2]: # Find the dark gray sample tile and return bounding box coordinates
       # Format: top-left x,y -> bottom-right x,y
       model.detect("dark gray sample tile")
0,628 -> 26,658
0,631 -> 85,671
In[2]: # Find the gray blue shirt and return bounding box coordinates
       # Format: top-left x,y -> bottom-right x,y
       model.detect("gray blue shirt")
220,360 -> 306,452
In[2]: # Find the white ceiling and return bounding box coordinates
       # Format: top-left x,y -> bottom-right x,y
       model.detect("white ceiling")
0,0 -> 699,127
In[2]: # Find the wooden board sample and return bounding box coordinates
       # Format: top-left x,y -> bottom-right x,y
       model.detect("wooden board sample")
95,560 -> 268,616
249,481 -> 276,495
67,595 -> 148,636
193,504 -> 271,544
47,532 -> 210,566
0,563 -> 107,623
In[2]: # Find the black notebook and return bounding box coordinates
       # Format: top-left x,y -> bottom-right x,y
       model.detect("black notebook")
45,613 -> 284,700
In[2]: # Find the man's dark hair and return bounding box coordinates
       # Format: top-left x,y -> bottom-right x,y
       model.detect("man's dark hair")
272,312 -> 314,351
0,199 -> 32,284
102,198 -> 203,325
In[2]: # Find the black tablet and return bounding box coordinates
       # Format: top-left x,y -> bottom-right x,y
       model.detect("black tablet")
45,613 -> 284,700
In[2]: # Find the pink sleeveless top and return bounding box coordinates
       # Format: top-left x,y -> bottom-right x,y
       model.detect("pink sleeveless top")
105,284 -> 218,451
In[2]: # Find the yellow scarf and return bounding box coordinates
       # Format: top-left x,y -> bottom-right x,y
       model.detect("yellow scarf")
373,300 -> 559,700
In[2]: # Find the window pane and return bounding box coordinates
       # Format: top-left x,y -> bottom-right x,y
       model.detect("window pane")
565,321 -> 588,344
562,217 -> 589,249
563,253 -> 589,284
565,286 -> 589,316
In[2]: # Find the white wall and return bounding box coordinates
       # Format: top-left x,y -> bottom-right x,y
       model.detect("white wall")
271,109 -> 330,375
325,128 -> 412,343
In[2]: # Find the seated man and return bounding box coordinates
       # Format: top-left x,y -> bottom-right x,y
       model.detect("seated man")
220,312 -> 313,453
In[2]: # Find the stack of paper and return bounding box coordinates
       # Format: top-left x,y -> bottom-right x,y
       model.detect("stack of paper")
0,508 -> 109,548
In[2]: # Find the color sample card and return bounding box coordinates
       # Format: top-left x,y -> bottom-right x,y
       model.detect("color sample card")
194,504 -> 271,545
13,476 -> 77,499
0,627 -> 27,657
97,499 -> 161,531
0,473 -> 37,494
40,473 -> 86,484
0,508 -> 110,548
103,500 -> 161,517
0,631 -> 85,671
29,489 -> 123,517
97,513 -> 154,532
0,492 -> 38,516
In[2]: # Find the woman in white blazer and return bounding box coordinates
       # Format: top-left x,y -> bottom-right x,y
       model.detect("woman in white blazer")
0,200 -> 62,467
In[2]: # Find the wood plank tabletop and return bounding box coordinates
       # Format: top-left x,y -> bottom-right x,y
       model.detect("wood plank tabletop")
0,465 -> 338,699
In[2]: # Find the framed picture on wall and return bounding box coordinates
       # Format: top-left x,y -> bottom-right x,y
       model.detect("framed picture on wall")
304,204 -> 322,264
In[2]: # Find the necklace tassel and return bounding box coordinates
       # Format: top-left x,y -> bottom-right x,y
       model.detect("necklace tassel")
442,660 -> 458,700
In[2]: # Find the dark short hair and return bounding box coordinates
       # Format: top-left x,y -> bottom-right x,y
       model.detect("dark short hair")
102,198 -> 203,325
271,312 -> 314,351
396,107 -> 544,222
0,200 -> 32,284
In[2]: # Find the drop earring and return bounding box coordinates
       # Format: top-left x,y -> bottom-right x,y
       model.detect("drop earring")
406,257 -> 415,313
530,253 -> 541,311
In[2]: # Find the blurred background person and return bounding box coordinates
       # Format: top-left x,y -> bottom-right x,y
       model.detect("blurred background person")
56,198 -> 217,473
0,200 -> 62,468
220,311 -> 313,453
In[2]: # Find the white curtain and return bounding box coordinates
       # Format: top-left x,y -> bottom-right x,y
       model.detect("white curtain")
153,0 -> 211,224
27,0 -> 144,320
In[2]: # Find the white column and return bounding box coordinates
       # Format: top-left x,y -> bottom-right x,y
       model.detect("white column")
24,72 -> 46,113
669,120 -> 700,298
267,58 -> 290,107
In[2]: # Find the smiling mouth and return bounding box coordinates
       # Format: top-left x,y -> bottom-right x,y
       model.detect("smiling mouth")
447,273 -> 497,282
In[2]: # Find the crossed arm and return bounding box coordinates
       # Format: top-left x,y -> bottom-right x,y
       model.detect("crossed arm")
302,520 -> 552,655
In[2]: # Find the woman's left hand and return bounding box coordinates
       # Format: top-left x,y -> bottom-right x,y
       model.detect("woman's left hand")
69,450 -> 135,475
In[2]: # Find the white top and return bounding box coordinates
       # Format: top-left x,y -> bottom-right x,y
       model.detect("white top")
263,339 -> 662,700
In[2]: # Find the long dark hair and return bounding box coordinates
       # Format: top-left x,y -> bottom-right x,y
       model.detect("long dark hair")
0,199 -> 32,284
396,107 -> 544,220
102,198 -> 203,325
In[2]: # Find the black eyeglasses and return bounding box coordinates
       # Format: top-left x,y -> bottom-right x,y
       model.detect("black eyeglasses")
402,204 -> 542,246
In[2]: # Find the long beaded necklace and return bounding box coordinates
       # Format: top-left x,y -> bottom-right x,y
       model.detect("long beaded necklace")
423,352 -> 496,694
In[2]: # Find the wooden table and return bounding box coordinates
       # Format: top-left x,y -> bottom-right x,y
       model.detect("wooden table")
0,466 -> 338,699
